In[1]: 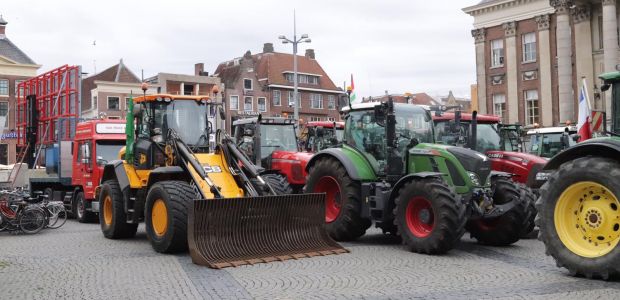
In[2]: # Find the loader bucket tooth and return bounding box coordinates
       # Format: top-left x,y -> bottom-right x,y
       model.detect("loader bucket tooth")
188,193 -> 348,269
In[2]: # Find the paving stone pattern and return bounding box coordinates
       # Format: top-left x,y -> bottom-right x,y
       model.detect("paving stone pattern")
1,221 -> 618,299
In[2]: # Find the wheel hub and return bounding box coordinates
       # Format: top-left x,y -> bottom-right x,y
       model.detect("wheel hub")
555,181 -> 620,258
418,209 -> 431,224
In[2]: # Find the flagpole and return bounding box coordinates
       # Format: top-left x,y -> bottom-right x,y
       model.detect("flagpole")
582,77 -> 592,112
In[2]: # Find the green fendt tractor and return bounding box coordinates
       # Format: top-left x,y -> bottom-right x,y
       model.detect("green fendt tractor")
305,99 -> 531,254
537,71 -> 620,279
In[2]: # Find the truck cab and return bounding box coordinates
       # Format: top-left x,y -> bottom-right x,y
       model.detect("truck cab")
71,120 -> 126,219
524,125 -> 578,158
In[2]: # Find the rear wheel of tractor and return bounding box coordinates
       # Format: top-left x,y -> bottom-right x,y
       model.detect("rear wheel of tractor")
145,181 -> 194,253
262,173 -> 293,195
99,180 -> 138,239
394,178 -> 466,254
305,158 -> 371,241
467,178 -> 528,246
74,191 -> 98,223
518,184 -> 538,239
536,157 -> 620,279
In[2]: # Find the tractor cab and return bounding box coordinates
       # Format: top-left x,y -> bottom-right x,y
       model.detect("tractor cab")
304,121 -> 345,152
524,125 -> 578,158
232,117 -> 299,167
130,95 -> 215,169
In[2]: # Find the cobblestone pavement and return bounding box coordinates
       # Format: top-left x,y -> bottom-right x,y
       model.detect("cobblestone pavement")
1,221 -> 619,300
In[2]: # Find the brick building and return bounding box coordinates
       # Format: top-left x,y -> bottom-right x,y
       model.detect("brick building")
463,0 -> 620,126
214,43 -> 342,131
82,60 -> 158,119
145,64 -> 221,96
0,15 -> 41,164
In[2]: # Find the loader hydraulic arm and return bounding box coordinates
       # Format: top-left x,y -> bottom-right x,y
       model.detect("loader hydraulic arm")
173,136 -> 224,199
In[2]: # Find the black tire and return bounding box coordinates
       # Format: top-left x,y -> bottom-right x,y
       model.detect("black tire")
262,173 -> 293,195
19,207 -> 46,234
144,181 -> 194,253
305,158 -> 371,241
393,178 -> 466,254
74,191 -> 98,223
536,157 -> 620,279
99,180 -> 138,239
466,178 -> 528,246
518,184 -> 538,239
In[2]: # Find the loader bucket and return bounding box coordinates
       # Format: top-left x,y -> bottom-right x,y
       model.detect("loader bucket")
188,193 -> 348,268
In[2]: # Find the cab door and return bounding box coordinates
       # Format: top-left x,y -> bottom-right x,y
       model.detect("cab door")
75,141 -> 94,191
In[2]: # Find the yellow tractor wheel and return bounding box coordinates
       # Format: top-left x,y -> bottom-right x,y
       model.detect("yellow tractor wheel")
537,157 -> 620,279
145,181 -> 193,253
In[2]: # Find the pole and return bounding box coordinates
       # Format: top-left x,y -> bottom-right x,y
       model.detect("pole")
293,9 -> 299,126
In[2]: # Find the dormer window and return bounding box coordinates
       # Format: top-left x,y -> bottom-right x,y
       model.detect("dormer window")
283,72 -> 320,85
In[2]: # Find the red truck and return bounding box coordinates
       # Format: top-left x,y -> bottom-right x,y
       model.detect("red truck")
17,65 -> 127,222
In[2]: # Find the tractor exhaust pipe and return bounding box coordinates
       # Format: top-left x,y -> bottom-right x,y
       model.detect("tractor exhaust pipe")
470,110 -> 478,151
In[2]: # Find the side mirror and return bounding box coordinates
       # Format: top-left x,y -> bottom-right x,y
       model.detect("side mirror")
132,103 -> 142,117
571,134 -> 580,142
374,106 -> 385,126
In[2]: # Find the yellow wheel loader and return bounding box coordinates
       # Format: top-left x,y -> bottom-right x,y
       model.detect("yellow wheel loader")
97,93 -> 347,268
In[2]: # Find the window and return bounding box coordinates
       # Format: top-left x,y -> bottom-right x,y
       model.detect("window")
244,79 -> 252,90
107,97 -> 120,110
310,117 -> 322,122
287,114 -> 294,119
258,97 -> 266,112
328,95 -> 336,110
0,102 -> 8,127
93,96 -> 98,108
598,16 -> 604,50
310,94 -> 323,109
230,95 -> 239,110
244,96 -> 253,111
491,39 -> 504,67
288,91 -> 301,107
15,80 -> 25,98
327,117 -> 336,122
492,94 -> 506,123
284,73 -> 319,85
273,113 -> 282,118
272,90 -> 281,106
522,32 -> 536,62
524,90 -> 540,125
0,80 -> 8,96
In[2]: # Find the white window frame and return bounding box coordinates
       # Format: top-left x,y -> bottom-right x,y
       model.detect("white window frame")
492,94 -> 506,122
310,93 -> 323,109
522,32 -> 537,63
310,116 -> 322,122
491,39 -> 504,67
288,91 -> 301,108
327,117 -> 336,122
273,113 -> 282,118
327,95 -> 336,110
0,79 -> 8,96
524,90 -> 539,125
107,96 -> 120,110
0,101 -> 9,127
243,78 -> 253,90
257,97 -> 267,112
272,90 -> 281,106
244,96 -> 253,112
229,95 -> 239,110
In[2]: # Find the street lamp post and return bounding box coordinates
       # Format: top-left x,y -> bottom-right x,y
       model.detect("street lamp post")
279,10 -> 311,126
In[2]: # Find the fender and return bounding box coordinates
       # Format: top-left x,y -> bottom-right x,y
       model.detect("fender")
101,160 -> 130,192
490,170 -> 512,179
543,138 -> 620,170
305,147 -> 377,181
389,172 -> 445,201
147,166 -> 190,188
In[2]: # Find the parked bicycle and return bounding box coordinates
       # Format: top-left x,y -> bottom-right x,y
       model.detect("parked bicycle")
0,189 -> 67,234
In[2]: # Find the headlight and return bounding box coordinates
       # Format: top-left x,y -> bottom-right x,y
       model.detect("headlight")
468,171 -> 481,186
536,172 -> 550,181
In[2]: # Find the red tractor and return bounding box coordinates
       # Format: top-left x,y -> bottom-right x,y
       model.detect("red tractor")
232,117 -> 344,192
432,110 -> 546,237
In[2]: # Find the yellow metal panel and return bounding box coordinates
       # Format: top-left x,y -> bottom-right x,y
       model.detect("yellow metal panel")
190,153 -> 244,199
123,163 -> 149,188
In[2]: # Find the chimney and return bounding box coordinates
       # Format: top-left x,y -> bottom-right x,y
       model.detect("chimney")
0,15 -> 7,36
305,49 -> 315,59
263,43 -> 274,53
195,63 -> 205,76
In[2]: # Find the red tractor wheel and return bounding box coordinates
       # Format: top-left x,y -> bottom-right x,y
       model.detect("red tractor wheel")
313,176 -> 342,223
405,196 -> 435,238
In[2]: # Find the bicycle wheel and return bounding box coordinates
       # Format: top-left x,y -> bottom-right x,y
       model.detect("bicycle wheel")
47,203 -> 67,229
19,208 -> 46,234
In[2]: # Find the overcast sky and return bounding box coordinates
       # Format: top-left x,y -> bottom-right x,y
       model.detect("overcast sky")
1,0 -> 477,99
